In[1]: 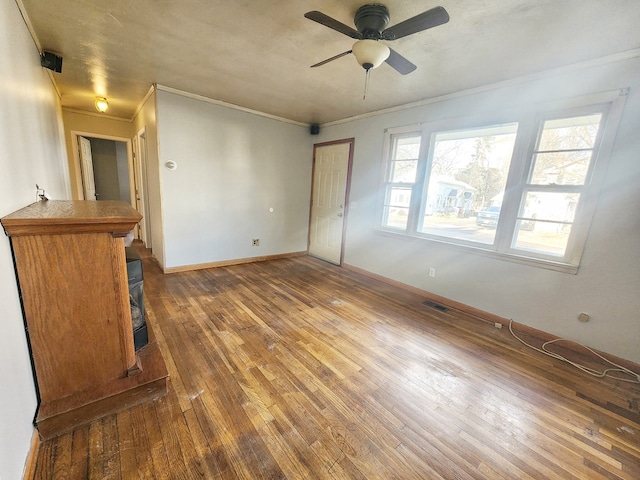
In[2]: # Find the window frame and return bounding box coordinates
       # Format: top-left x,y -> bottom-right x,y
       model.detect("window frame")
502,106 -> 608,265
377,90 -> 628,273
380,128 -> 424,231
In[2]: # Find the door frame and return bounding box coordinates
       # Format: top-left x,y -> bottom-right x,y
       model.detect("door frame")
308,138 -> 355,266
70,131 -> 135,206
134,127 -> 152,248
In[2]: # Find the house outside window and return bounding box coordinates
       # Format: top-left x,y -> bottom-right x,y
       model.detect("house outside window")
378,92 -> 626,272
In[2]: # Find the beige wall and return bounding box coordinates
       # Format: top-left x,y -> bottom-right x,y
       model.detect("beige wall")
62,110 -> 135,199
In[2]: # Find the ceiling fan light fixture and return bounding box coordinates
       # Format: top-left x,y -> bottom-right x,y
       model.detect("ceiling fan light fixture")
95,97 -> 109,113
352,39 -> 390,70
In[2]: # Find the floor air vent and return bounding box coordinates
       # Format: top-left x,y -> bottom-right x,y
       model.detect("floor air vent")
423,300 -> 448,312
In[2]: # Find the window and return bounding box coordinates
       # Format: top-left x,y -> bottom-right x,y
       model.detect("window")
511,113 -> 603,259
418,123 -> 519,245
381,133 -> 421,230
379,93 -> 625,272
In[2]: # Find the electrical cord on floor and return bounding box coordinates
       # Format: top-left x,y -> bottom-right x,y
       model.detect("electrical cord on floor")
508,319 -> 640,384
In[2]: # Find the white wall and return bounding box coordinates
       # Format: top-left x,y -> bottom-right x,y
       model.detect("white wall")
156,90 -> 312,269
316,56 -> 640,364
0,0 -> 70,477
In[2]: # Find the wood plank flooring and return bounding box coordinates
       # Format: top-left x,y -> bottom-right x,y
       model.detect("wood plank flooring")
31,254 -> 640,479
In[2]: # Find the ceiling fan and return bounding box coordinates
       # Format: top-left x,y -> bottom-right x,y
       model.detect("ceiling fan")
304,3 -> 450,75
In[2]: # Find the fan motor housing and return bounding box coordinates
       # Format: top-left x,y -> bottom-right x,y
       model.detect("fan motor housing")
354,3 -> 390,39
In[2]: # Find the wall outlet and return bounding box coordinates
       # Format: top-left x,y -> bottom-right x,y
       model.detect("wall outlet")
428,267 -> 436,278
252,238 -> 260,246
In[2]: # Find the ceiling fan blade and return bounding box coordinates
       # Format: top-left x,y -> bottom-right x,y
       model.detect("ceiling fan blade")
304,11 -> 362,39
310,50 -> 353,68
385,48 -> 417,75
382,6 -> 450,40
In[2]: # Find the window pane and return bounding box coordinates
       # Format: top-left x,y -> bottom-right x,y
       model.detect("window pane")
394,136 -> 421,160
418,123 -> 518,245
521,191 -> 580,223
388,186 -> 411,208
538,114 -> 602,151
383,206 -> 409,229
530,151 -> 593,185
382,186 -> 412,230
513,221 -> 572,256
390,160 -> 418,183
511,191 -> 580,257
389,135 -> 421,183
531,113 -> 601,187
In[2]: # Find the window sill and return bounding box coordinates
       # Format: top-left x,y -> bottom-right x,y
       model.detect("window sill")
374,228 -> 579,274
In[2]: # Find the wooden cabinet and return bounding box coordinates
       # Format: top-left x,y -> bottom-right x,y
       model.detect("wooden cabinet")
1,200 -> 167,439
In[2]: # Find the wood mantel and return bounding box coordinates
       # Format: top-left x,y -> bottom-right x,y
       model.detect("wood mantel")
1,200 -> 167,439
1,200 -> 141,237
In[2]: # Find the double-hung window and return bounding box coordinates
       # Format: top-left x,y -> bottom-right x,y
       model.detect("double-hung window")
379,93 -> 625,272
381,131 -> 422,230
509,109 -> 604,264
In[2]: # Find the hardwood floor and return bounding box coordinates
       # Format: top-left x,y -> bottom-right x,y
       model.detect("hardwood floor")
31,254 -> 640,479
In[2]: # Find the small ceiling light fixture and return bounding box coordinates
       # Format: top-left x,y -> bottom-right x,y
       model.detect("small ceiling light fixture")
351,39 -> 390,100
352,39 -> 390,71
95,97 -> 109,113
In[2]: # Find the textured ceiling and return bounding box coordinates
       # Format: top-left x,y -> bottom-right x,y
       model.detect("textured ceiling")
19,0 -> 640,124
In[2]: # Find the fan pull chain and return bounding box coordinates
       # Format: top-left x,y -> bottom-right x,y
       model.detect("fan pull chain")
363,68 -> 371,100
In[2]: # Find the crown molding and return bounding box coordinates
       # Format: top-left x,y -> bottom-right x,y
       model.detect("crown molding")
156,85 -> 309,127
61,107 -> 133,123
321,48 -> 640,127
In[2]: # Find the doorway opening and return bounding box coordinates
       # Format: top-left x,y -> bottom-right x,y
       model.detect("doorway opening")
72,131 -> 144,241
78,136 -> 131,202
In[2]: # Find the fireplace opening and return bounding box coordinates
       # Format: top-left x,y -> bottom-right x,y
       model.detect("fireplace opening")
125,247 -> 148,350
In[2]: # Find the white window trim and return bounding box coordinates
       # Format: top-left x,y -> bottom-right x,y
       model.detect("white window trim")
376,89 -> 628,274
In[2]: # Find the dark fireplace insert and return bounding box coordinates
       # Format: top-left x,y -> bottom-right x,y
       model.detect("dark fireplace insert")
125,247 -> 148,350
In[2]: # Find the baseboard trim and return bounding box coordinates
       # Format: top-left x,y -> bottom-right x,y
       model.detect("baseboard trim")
163,251 -> 308,274
22,429 -> 40,480
505,319 -> 640,376
342,263 -> 640,374
343,263 -> 507,327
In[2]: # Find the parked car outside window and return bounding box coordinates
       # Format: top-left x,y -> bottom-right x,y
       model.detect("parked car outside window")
476,206 -> 500,228
476,206 -> 534,230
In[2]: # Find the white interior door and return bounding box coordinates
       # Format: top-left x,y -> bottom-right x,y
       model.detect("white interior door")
308,141 -> 352,264
78,136 -> 96,200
